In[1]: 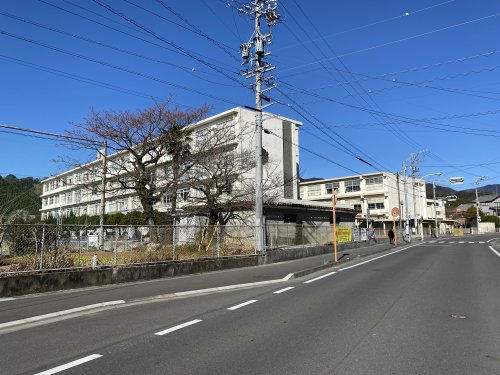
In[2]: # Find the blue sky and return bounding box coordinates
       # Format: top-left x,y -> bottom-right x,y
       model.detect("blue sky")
1,0 -> 500,190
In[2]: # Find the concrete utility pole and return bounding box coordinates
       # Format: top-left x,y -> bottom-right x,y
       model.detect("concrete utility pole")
239,1 -> 279,255
396,172 -> 403,230
433,182 -> 438,238
403,163 -> 410,241
475,176 -> 486,234
99,140 -> 107,251
408,150 -> 427,236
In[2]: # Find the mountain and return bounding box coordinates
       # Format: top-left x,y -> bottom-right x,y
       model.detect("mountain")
425,183 -> 477,208
462,184 -> 500,195
0,174 -> 42,220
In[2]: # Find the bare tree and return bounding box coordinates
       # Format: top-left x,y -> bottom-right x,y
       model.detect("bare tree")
180,122 -> 284,226
64,100 -> 210,225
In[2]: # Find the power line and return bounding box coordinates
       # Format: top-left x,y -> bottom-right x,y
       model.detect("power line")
308,49 -> 500,90
152,0 -> 240,63
0,29 -> 241,106
91,0 -> 247,89
276,0 -> 457,53
37,0 -> 237,73
280,11 -> 500,77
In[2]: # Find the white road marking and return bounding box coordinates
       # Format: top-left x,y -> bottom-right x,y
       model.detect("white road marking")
468,241 -> 475,244
438,241 -> 445,243
0,297 -> 16,302
273,287 -> 295,294
303,271 -> 337,284
458,241 -> 465,244
227,300 -> 258,310
0,300 -> 125,330
479,241 -> 485,244
155,319 -> 203,336
489,246 -> 500,258
34,354 -> 102,375
448,241 -> 455,244
338,244 -> 419,272
172,279 -> 285,298
487,238 -> 495,243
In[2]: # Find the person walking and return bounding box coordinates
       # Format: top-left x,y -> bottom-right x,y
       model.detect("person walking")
388,228 -> 395,245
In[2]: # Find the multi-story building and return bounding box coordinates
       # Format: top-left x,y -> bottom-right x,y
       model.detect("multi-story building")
40,107 -> 301,221
300,172 -> 447,233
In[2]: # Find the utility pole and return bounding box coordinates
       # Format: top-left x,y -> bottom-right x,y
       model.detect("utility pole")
239,1 -> 279,255
99,140 -> 107,251
403,163 -> 410,241
433,182 -> 438,238
396,172 -> 403,230
408,150 -> 427,237
475,176 -> 486,234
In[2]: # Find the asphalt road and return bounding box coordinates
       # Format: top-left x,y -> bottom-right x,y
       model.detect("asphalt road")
1,234 -> 499,374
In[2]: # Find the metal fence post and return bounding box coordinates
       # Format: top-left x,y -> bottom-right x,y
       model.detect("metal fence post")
216,225 -> 220,258
40,226 -> 45,271
172,225 -> 176,260
275,222 -> 278,249
114,225 -> 118,266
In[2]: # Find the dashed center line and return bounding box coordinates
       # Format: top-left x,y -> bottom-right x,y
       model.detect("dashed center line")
479,241 -> 485,244
227,300 -> 258,311
273,287 -> 295,294
304,271 -> 337,284
458,241 -> 464,244
35,354 -> 102,375
155,319 -> 203,336
448,241 -> 455,244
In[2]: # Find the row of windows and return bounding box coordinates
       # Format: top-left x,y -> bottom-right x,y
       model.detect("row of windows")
304,176 -> 388,197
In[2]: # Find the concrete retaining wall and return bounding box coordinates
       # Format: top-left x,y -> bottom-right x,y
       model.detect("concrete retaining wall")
0,255 -> 262,297
265,239 -> 390,263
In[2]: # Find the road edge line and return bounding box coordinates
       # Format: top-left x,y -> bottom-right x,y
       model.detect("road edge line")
0,300 -> 125,330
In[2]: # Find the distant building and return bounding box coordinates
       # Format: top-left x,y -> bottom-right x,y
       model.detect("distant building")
476,194 -> 500,217
300,171 -> 448,234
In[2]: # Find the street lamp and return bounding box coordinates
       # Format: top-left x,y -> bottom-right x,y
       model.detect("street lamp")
475,176 -> 486,234
417,173 -> 442,240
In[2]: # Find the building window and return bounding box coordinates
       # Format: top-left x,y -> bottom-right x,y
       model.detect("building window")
353,204 -> 361,210
368,202 -> 385,210
307,185 -> 321,197
196,129 -> 210,147
366,177 -> 383,185
162,193 -> 173,205
178,188 -> 190,202
325,182 -> 340,194
344,179 -> 360,193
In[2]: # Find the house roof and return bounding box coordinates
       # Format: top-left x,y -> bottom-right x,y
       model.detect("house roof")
476,194 -> 500,203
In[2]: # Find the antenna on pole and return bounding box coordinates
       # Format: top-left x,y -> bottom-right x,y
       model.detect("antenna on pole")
239,1 -> 280,255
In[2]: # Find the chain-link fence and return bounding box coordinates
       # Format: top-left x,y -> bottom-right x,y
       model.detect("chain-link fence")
0,223 -> 257,274
266,223 -> 389,249
1,223 -> 392,274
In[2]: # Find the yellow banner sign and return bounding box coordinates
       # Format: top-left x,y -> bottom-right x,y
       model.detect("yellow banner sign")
336,227 -> 352,243
453,228 -> 464,237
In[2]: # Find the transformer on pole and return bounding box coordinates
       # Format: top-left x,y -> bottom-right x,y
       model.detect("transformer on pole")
239,1 -> 280,255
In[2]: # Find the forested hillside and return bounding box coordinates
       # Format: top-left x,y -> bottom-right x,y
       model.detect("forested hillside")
0,175 -> 42,219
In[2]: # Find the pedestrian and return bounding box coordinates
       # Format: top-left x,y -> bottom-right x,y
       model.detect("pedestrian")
367,226 -> 377,243
388,228 -> 395,245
